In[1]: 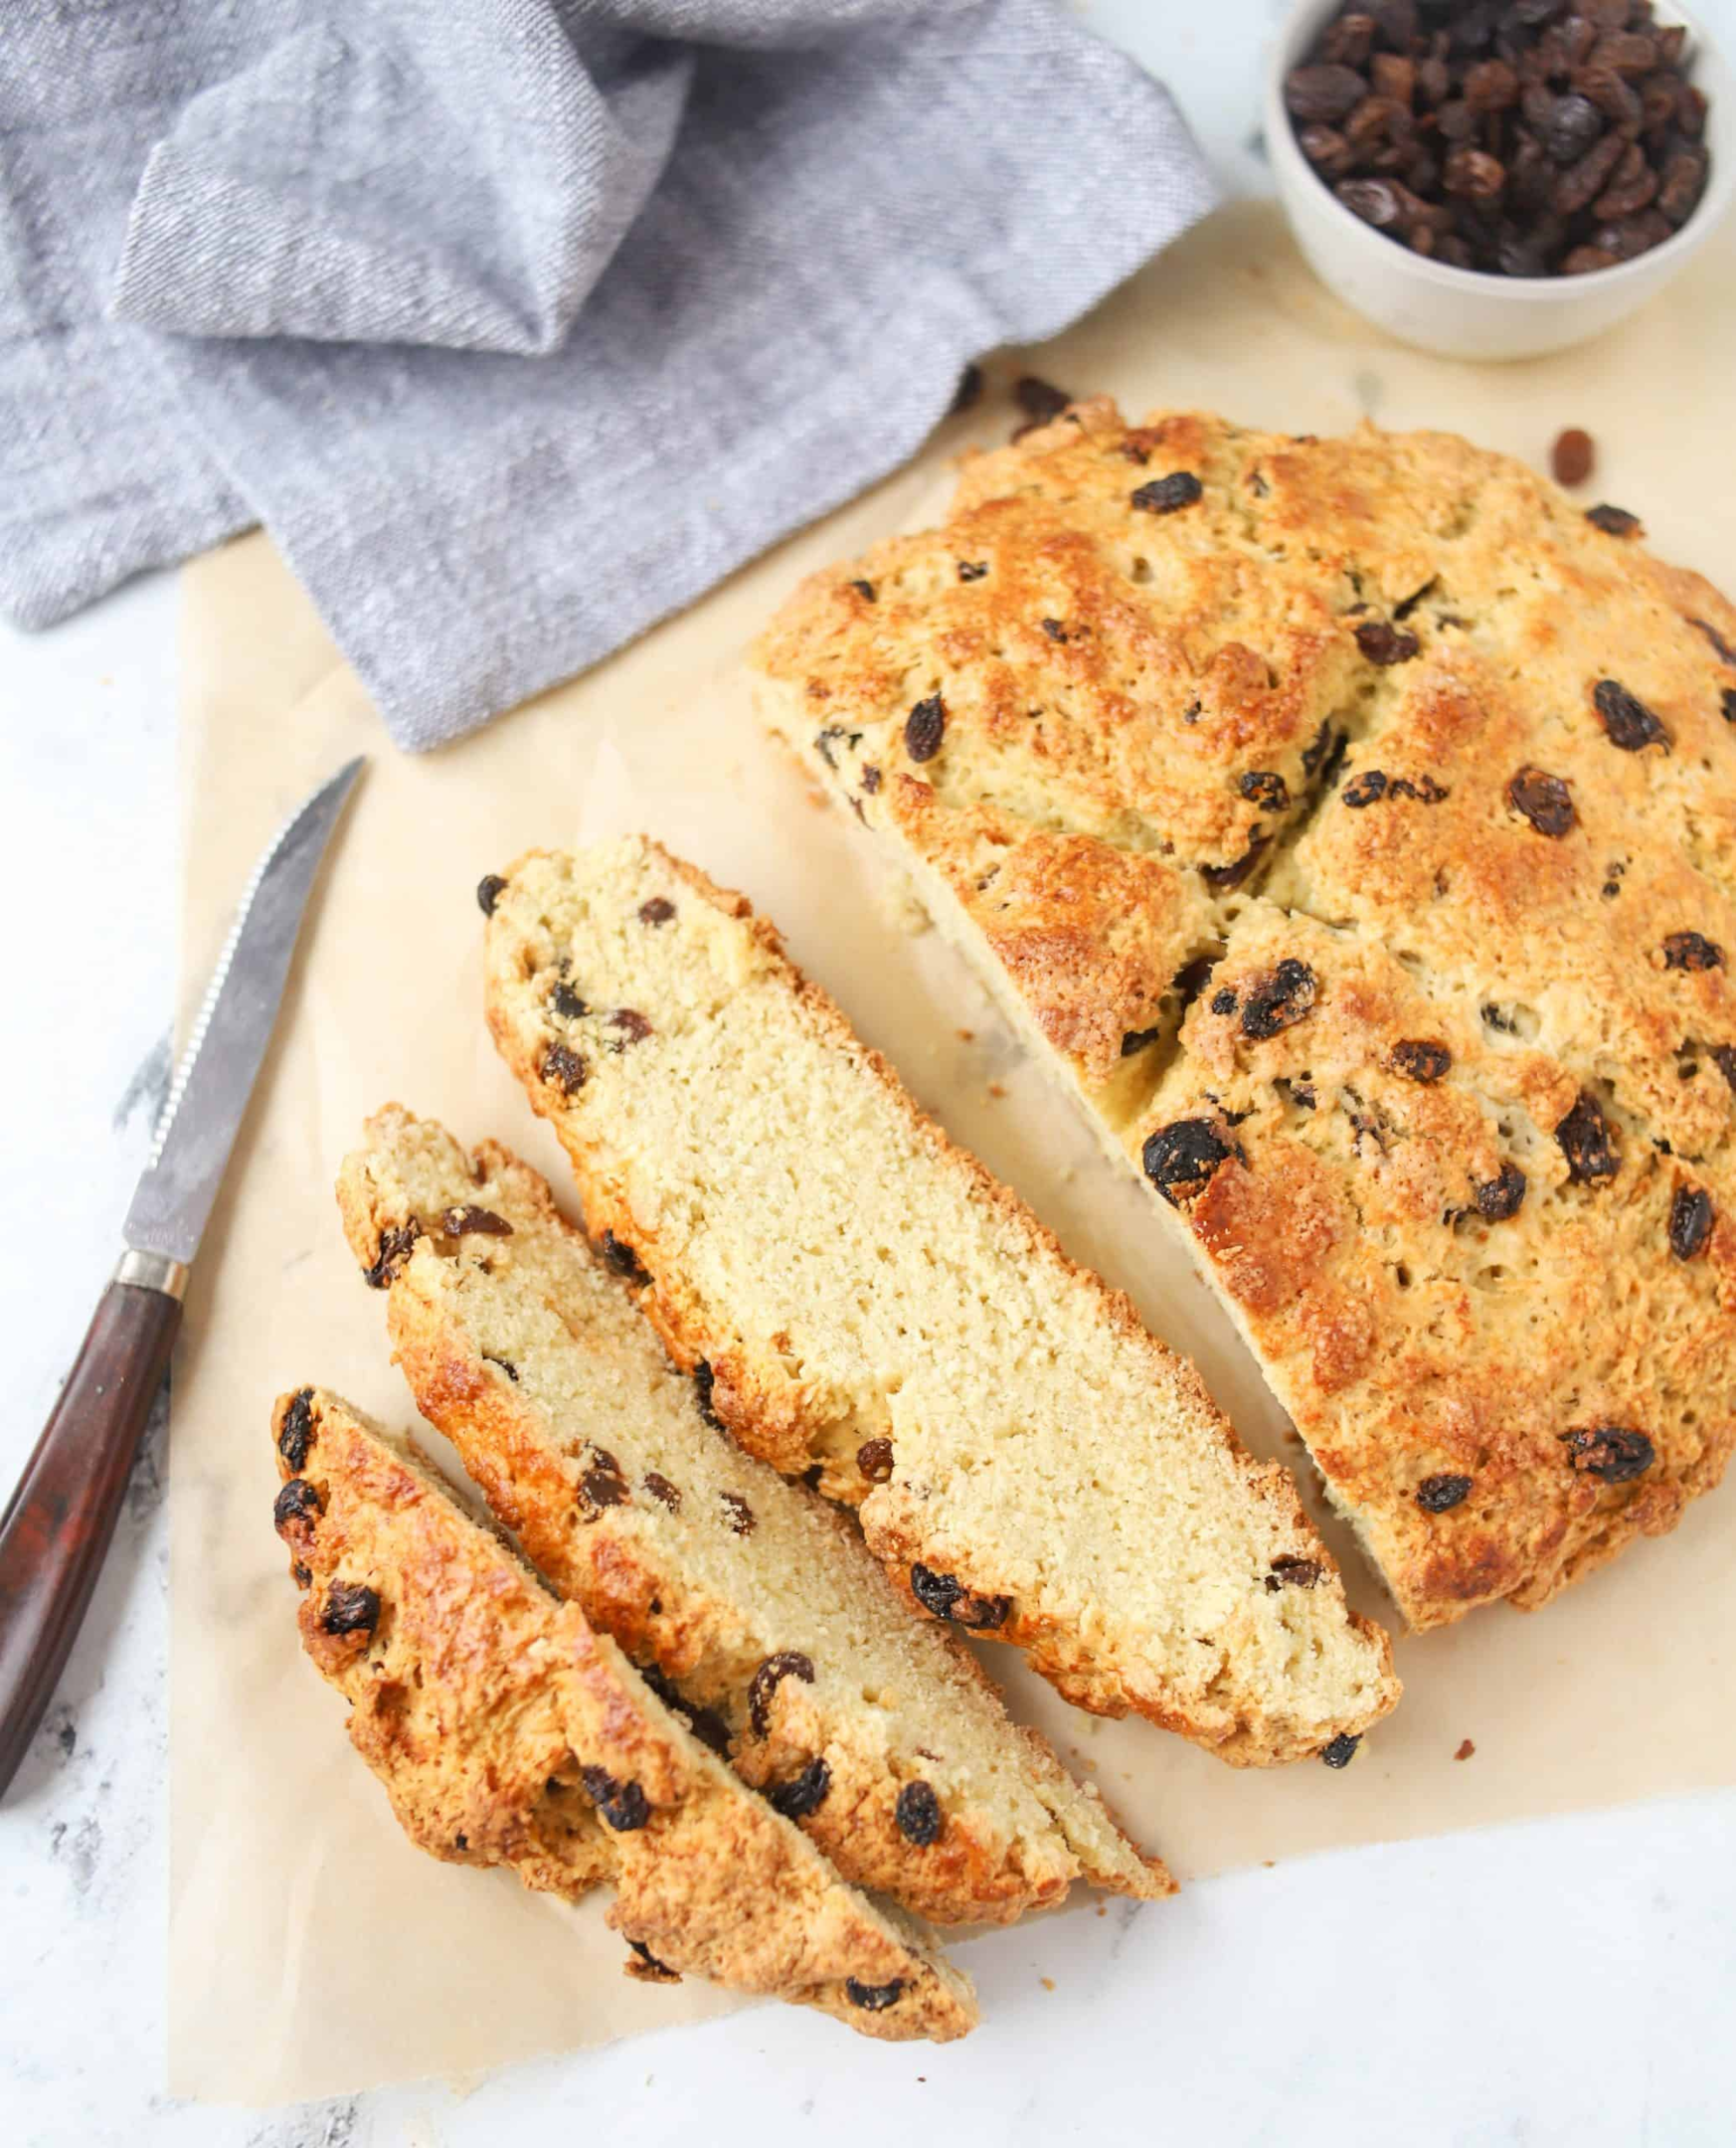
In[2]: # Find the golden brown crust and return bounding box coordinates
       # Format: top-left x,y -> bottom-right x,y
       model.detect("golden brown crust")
270,1387 -> 976,2042
754,403 -> 1736,1630
482,838 -> 1399,1765
335,1106 -> 1170,1920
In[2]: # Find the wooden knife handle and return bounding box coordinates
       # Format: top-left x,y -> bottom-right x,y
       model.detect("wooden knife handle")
0,1280 -> 181,1798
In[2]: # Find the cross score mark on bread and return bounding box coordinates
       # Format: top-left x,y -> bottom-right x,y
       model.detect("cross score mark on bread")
269,1386 -> 977,2042
335,1104 -> 1168,1923
482,837 -> 1398,1765
751,400 -> 1736,1630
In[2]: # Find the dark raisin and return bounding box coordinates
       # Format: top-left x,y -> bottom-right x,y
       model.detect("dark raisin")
1716,1046 -> 1736,1094
320,1582 -> 380,1637
1131,471 -> 1204,515
580,1766 -> 650,1831
1266,1554 -> 1322,1591
1302,720 -> 1340,777
769,1758 -> 832,1820
1562,1426 -> 1654,1483
625,1937 -> 679,1982
956,560 -> 989,582
950,363 -> 984,415
277,1387 -> 315,1473
1286,63 -> 1371,122
1121,1026 -> 1162,1056
541,1043 -> 589,1095
721,1492 -> 755,1535
1689,617 -> 1736,668
600,1229 -> 647,1281
1585,502 -> 1641,536
800,1464 -> 824,1491
362,1220 -> 422,1289
1242,958 -> 1317,1041
857,1438 -> 895,1484
454,1834 -> 469,1852
1337,176 -> 1408,227
1200,835 -> 1269,890
1014,375 -> 1071,423
904,694 -> 946,763
1320,1733 -> 1361,1769
583,1452 -> 629,1508
1355,621 -> 1421,664
1211,987 -> 1240,1015
813,723 -> 855,769
551,982 -> 589,1020
1657,146 -> 1708,225
910,1563 -> 963,1619
1391,1038 -> 1452,1084
1141,1119 -> 1231,1206
1040,617 -> 1069,642
1506,766 -> 1576,836
1557,1090 -> 1620,1183
1662,932 -> 1723,973
291,1562 -> 312,1589
1474,1162 -> 1527,1220
895,1780 -> 945,1847
848,578 -> 876,602
846,1977 -> 906,2012
1594,677 -> 1668,753
955,1590 -> 1012,1631
441,1204 -> 512,1237
693,1360 -> 724,1429
643,1472 -> 681,1511
638,896 -> 676,926
483,1353 -> 519,1381
1240,770 -> 1291,811
609,1008 -> 652,1045
1668,1185 -> 1714,1260
1416,1472 -> 1473,1512
1342,769 -> 1388,807
272,1478 -> 322,1536
749,1652 -> 815,1737
476,874 -> 507,916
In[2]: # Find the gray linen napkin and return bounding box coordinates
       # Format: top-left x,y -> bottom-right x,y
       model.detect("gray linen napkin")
0,0 -> 1216,748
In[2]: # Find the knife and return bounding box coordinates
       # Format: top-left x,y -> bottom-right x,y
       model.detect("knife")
0,756 -> 365,1798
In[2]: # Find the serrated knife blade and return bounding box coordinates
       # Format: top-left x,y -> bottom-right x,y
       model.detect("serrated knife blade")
1,754 -> 364,1798
123,755 -> 365,1269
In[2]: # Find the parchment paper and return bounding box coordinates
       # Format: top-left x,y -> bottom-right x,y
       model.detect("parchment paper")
168,203 -> 1736,2104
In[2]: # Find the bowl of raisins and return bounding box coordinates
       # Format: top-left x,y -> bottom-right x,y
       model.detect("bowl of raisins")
1266,0 -> 1733,359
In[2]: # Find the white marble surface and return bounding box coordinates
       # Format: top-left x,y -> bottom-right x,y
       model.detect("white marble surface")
4,5 -> 1734,2144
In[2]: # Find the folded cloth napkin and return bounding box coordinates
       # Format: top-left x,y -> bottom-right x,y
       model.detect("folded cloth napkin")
0,0 -> 1215,748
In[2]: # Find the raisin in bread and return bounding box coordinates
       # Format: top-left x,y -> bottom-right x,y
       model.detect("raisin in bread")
751,401 -> 1736,1630
336,1104 -> 1167,1923
270,1387 -> 976,2043
481,837 -> 1398,1765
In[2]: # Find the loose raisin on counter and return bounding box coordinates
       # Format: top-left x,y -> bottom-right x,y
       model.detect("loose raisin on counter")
1550,430 -> 1596,487
1562,1426 -> 1655,1483
1416,1473 -> 1473,1513
1141,1119 -> 1231,1206
904,694 -> 947,763
1668,1185 -> 1714,1260
1506,766 -> 1576,836
896,1781 -> 945,1847
1320,1733 -> 1361,1769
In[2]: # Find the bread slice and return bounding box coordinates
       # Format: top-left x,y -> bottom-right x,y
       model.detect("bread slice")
481,836 -> 1398,1766
751,400 -> 1736,1628
269,1386 -> 976,2043
335,1104 -> 1167,1923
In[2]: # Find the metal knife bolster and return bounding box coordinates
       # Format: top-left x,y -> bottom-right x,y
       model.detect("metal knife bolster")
114,1248 -> 190,1299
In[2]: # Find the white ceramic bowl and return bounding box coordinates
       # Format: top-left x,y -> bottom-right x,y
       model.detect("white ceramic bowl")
1265,0 -> 1736,360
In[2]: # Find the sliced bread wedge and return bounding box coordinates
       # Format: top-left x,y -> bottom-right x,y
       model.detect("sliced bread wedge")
270,1386 -> 976,2043
335,1104 -> 1167,1923
480,836 -> 1399,1765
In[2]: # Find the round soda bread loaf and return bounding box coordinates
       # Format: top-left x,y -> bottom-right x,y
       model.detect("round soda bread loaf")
269,1387 -> 977,2043
335,1105 -> 1168,1924
750,400 -> 1736,1631
481,837 -> 1398,1767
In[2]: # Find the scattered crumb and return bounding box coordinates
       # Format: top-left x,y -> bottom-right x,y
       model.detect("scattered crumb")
1262,1859 -> 1276,1869
987,1082 -> 1007,1098
1455,1737 -> 1476,1761
1550,428 -> 1595,487
805,787 -> 828,810
1096,1903 -> 1107,1916
956,1028 -> 974,1042
1040,1976 -> 1056,1993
